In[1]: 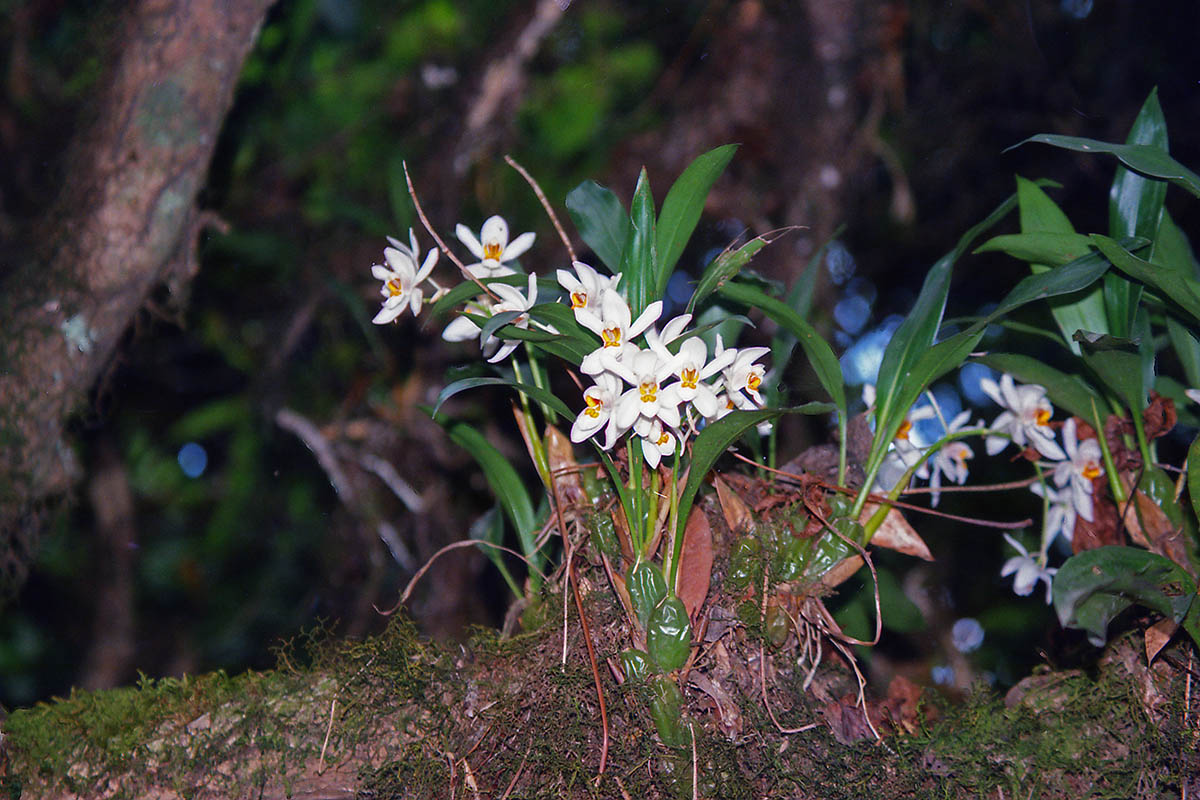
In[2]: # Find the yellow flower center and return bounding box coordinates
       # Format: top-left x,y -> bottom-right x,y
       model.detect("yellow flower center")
584,394 -> 604,418
386,278 -> 404,297
602,327 -> 622,347
656,431 -> 671,446
1035,408 -> 1052,426
1082,462 -> 1102,480
483,242 -> 504,261
639,382 -> 658,403
747,372 -> 762,392
896,420 -> 912,440
571,291 -> 588,309
681,366 -> 699,389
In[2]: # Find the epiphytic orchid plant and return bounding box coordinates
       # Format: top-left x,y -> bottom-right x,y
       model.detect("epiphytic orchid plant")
368,93 -> 1200,753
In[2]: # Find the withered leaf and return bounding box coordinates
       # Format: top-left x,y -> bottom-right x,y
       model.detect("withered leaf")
1072,482 -> 1124,552
713,475 -> 754,535
675,507 -> 714,623
821,695 -> 877,744
861,502 -> 933,561
820,555 -> 865,589
1144,617 -> 1178,664
544,424 -> 587,512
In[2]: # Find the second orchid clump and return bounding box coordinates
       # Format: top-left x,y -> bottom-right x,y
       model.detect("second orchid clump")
869,372 -> 1105,604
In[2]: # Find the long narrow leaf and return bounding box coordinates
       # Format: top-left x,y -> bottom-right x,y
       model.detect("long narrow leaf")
442,420 -> 539,561
871,191 -> 1023,463
655,144 -> 738,295
433,376 -> 573,419
621,168 -> 657,316
974,231 -> 1095,265
1090,234 -> 1200,324
690,237 -> 768,312
717,281 -> 846,413
1015,175 -> 1108,353
566,180 -> 630,272
1013,135 -> 1200,199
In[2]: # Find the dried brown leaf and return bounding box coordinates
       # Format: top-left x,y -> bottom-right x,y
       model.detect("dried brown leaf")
688,670 -> 743,739
1144,617 -> 1178,665
544,424 -> 587,512
675,508 -> 714,623
820,555 -> 865,589
713,475 -> 754,535
821,694 -> 877,744
860,502 -> 933,561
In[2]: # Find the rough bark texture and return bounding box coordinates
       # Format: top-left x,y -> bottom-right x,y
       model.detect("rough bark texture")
0,0 -> 274,602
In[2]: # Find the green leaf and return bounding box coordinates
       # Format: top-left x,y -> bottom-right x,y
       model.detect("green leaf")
1167,317 -> 1200,389
655,144 -> 738,295
1013,136 -> 1200,199
428,273 -> 528,318
870,191 -> 1023,468
974,231 -> 1095,265
690,236 -> 769,311
478,309 -> 524,346
433,375 -> 573,419
565,180 -> 630,272
469,507 -> 521,599
621,168 -> 658,316
646,595 -> 692,672
1016,176 -> 1108,354
628,561 -> 668,630
1077,333 -> 1146,414
1090,234 -> 1200,325
1155,209 -> 1200,279
1052,546 -> 1198,647
1188,435 -> 1200,527
717,281 -> 846,413
976,354 -> 1098,421
1110,88 -> 1169,244
767,231 -> 842,402
442,421 -> 539,566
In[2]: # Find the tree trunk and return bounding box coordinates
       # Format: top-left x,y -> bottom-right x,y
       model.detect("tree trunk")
0,0 -> 274,603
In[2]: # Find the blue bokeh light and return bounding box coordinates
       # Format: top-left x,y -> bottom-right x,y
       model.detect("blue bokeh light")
177,442 -> 208,478
952,617 -> 985,653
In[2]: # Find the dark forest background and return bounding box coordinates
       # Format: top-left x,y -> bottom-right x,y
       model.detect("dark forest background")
2,0 -> 1198,710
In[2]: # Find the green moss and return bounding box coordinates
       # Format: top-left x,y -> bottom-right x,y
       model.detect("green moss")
2,602 -> 1192,798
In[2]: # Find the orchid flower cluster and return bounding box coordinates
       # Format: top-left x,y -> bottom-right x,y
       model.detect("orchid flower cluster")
870,372 -> 1105,604
560,262 -> 767,469
369,215 -> 771,473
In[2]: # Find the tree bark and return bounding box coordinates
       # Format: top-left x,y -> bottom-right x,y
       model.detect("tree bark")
0,0 -> 274,602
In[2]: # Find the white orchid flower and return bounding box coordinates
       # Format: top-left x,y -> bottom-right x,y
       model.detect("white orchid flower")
980,374 -> 1065,460
483,272 -> 539,363
570,372 -> 625,449
557,261 -> 619,316
1051,417 -> 1102,522
723,345 -> 770,409
456,215 -> 535,280
578,290 -> 663,376
915,410 -> 975,506
657,336 -> 733,419
1030,480 -> 1076,549
1000,533 -> 1056,604
613,348 -> 683,434
635,418 -> 677,470
371,230 -> 439,324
